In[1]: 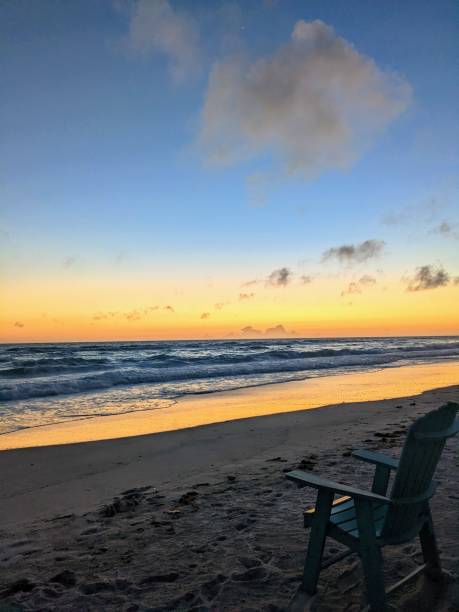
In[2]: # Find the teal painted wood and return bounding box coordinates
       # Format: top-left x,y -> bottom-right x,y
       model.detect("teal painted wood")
301,489 -> 334,593
382,403 -> 459,541
355,498 -> 387,612
286,402 -> 459,611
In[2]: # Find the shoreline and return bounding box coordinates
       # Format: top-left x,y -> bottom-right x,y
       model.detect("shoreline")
1,360 -> 459,451
0,375 -> 458,528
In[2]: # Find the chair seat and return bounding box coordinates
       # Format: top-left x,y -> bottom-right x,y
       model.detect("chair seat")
304,495 -> 388,539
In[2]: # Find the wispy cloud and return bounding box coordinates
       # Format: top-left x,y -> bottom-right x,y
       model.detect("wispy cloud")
322,240 -> 385,264
300,275 -> 312,284
381,196 -> 444,227
406,265 -> 450,291
63,256 -> 77,269
93,305 -> 169,322
240,325 -> 263,337
93,311 -> 118,321
128,0 -> 201,82
432,221 -> 458,239
341,275 -> 376,296
265,324 -> 295,337
114,250 -> 129,264
200,312 -> 210,319
266,267 -> 291,287
198,19 -> 410,179
13,321 -> 24,328
125,309 -> 142,321
239,323 -> 296,338
239,292 -> 255,300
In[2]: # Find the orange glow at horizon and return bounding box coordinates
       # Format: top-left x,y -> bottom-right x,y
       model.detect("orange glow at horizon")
2,273 -> 458,342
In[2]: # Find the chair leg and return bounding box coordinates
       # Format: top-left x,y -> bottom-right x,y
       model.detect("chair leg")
355,499 -> 387,612
302,489 -> 334,594
419,510 -> 442,580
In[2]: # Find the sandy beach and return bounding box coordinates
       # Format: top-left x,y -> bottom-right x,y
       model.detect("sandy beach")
0,364 -> 458,611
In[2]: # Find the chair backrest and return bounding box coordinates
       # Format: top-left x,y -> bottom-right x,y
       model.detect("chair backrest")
382,402 -> 459,542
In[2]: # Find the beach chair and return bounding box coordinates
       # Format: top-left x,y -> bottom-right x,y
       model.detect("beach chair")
286,402 -> 459,612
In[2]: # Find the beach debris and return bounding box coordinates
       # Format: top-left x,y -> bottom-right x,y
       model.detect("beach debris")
227,475 -> 237,482
121,485 -> 152,496
47,513 -> 75,522
178,490 -> 199,505
238,556 -> 262,569
139,572 -> 179,585
297,454 -> 318,470
100,486 -> 153,517
200,574 -> 226,601
1,578 -> 36,597
50,570 -> 77,588
232,566 -> 269,582
79,580 -> 115,594
266,456 -> 286,462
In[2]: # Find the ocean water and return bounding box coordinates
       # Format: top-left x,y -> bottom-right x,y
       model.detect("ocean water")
0,336 -> 458,435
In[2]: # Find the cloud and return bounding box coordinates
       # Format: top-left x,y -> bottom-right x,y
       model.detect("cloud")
433,221 -> 458,239
341,274 -> 376,296
115,250 -> 129,264
128,0 -> 201,82
214,302 -> 226,310
265,324 -> 293,337
238,323 -> 296,337
240,325 -> 263,337
382,196 -> 443,227
239,292 -> 255,300
266,267 -> 291,287
93,311 -> 118,321
454,277 -> 459,285
63,256 -> 77,269
245,171 -> 271,207
13,321 -> 24,328
125,309 -> 142,321
200,312 -> 210,319
163,305 -> 175,312
241,279 -> 259,287
322,240 -> 385,264
300,275 -> 312,284
198,19 -> 410,179
406,265 -> 450,291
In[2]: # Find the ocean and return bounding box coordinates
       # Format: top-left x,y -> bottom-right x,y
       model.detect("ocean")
1,336 -> 458,435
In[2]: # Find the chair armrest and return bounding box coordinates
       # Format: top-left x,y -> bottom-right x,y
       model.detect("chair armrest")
352,449 -> 399,470
286,470 -> 392,504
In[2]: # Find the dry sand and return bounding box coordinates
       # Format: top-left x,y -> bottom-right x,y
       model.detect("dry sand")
0,375 -> 458,610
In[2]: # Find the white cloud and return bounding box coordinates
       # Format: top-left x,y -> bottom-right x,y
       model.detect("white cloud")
128,0 -> 201,82
198,19 -> 410,178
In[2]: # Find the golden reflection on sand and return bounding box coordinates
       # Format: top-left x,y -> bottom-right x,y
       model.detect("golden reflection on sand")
1,361 -> 459,450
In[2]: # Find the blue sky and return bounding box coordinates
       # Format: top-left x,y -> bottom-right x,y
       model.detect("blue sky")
1,0 -> 458,340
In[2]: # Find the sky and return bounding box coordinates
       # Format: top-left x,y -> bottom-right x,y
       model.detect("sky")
1,0 -> 458,342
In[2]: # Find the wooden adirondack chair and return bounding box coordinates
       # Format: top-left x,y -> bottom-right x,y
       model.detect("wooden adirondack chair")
286,402 -> 459,612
